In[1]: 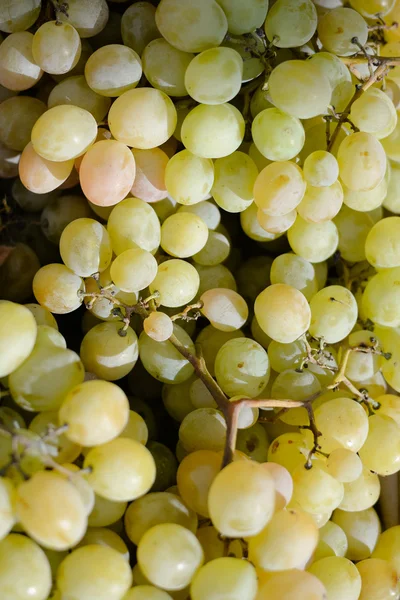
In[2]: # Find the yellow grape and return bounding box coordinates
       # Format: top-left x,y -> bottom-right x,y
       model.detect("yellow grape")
362,267 -> 400,328
351,0 -> 395,17
317,7 -> 368,56
24,303 -> 58,329
190,557 -> 257,600
270,253 -> 318,301
333,507 -> 381,561
131,148 -> 169,203
212,151 -> 258,213
217,0 -> 268,35
0,300 -> 37,378
261,462 -> 293,510
88,494 -> 127,528
291,461 -> 344,514
309,285 -> 357,344
121,2 -> 159,56
350,87 -> 397,139
179,408 -> 226,453
338,467 -> 380,512
314,521 -> 348,561
333,206 -> 374,263
121,410 -> 148,446
357,558 -> 400,600
265,0 -> 317,48
252,107 -> 305,162
0,32 -> 43,91
195,326 -> 245,377
108,87 -> 177,149
123,586 -> 173,600
327,448 -> 363,483
297,181 -> 343,223
365,216 -> 400,269
161,212 -> 209,258
149,260 -> 199,308
303,150 -> 339,187
200,288 -> 248,332
255,569 -> 327,600
58,0 -> 109,38
257,209 -> 297,235
288,216 -> 339,263
254,161 -> 306,216
337,132 -> 387,192
85,44 -> 142,96
48,75 -> 111,123
33,263 -> 84,314
76,527 -> 129,560
177,450 -> 221,517
267,431 -> 313,473
142,38 -> 194,97
107,197 -> 160,255
32,21 -> 81,75
80,140 -> 136,207
19,142 -> 73,194
165,149 -> 214,206
359,414 -> 400,476
60,217 -> 112,277
110,248 -> 158,292
309,556 -> 361,600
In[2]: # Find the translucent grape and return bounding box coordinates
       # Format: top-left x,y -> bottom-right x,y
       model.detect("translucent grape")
121,2 -> 159,56
288,216 -> 339,263
58,0 -> 109,38
215,0 -> 268,35
253,161 -> 306,216
196,326 -> 244,377
272,370 -> 321,425
267,338 -> 307,373
191,557 -> 257,600
181,103 -> 245,159
333,206 -> 374,263
343,329 -> 381,382
48,75 -> 111,123
292,460 -> 344,514
88,494 -> 127,528
121,409 -> 148,446
265,0 -> 317,48
142,38 -> 192,98
29,411 -> 81,464
256,569 -> 327,600
33,263 -> 84,314
57,545 -> 132,600
254,283 -> 311,344
80,321 -> 139,381
143,312 -> 173,343
0,0 -> 41,33
0,301 -> 37,378
337,132 -> 387,192
350,87 -> 397,139
317,7 -> 368,56
131,148 -> 169,203
179,201 -> 221,231
358,414 -> 400,476
257,209 -> 296,235
110,249 -> 158,292
185,47 -> 242,105
357,558 -> 399,600
362,267 -> 400,327
309,285 -> 357,344
107,197 -> 160,256
149,260 -> 199,308
139,323 -> 195,384
200,288 -> 248,332
215,337 -> 269,398
270,253 -> 318,301
327,448 -> 363,483
108,88 -> 177,149
85,44 -> 142,97
303,151 -> 339,187
252,108 -> 305,162
155,0 -> 228,53
315,397 -> 369,454
309,51 -> 353,113
365,216 -> 400,269
179,408 -> 226,453
60,218 -> 112,278
193,230 -> 230,266
314,521 -> 348,561
165,150 -> 214,206
208,460 -> 275,537
298,181 -> 343,223
123,586 -> 173,600
19,142 -> 73,194
177,450 -> 220,517
0,32 -> 43,91
41,195 -> 93,245
161,213 -> 208,258
268,60 -> 331,119
211,151 -> 257,213
84,437 -> 156,501
309,556 -> 361,600
267,431 -> 313,473
32,22 -> 81,75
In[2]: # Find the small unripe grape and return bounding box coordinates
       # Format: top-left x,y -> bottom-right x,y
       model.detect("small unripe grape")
143,312 -> 174,342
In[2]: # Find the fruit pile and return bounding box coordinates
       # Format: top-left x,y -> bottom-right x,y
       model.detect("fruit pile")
2,0 -> 400,598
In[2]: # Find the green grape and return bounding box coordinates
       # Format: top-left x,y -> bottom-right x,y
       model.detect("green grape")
235,422 -> 269,462
317,7 -> 368,56
196,326 -> 244,377
382,116 -> 400,162
249,508 -> 319,572
88,494 -> 127,528
256,569 -> 327,600
0,96 -> 45,151
341,162 -> 390,213
0,32 -> 43,91
250,86 -> 274,120
314,521 -> 348,561
309,285 -> 357,344
185,47 -> 242,105
196,264 -> 236,298
193,230 -> 230,266
272,369 -> 321,426
211,151 -> 257,213
297,181 -> 343,223
80,322 -> 139,381
350,87 -> 397,139
149,260 -> 199,308
121,409 -> 148,446
365,216 -> 400,269
0,477 -> 16,540
12,178 -> 58,213
191,557 -> 257,600
48,75 -> 110,122
0,0 -> 41,33
139,323 -> 195,384
123,586 -> 173,600
84,44 -> 142,97
308,556 -> 361,600
29,411 -> 81,464
235,255 -> 272,303
190,378 -> 217,409
268,338 -> 307,373
350,0 -> 395,17
162,376 -> 196,422
33,263 -> 84,314
384,160 -> 400,212
270,253 -> 318,301
179,408 -> 226,453
58,0 -> 109,38
0,533 -> 51,600
265,0 -> 317,48
315,397 -> 369,454
254,161 -> 306,216
222,35 -> 264,83
161,213 -> 208,258
303,151 -> 339,187
337,132 -> 387,192
77,527 -> 129,560
142,38 -> 192,97
268,60 -> 331,119
362,267 -> 400,327
374,394 -> 400,427
216,0 -> 268,35
200,288 -> 248,332
208,460 -> 275,537
41,194 -> 93,244
240,202 -> 282,242
108,88 -> 177,149
85,437 -> 156,502
107,197 -> 160,255
357,558 -> 399,600
59,218 -> 112,278
215,337 -> 270,398
196,525 -> 243,563
32,21 -> 81,75
121,2 -> 159,56
155,0 -> 227,53
333,206 -> 374,263
147,441 -> 178,492
372,525 -> 400,575
292,460 -> 344,514
84,267 -> 138,322
178,201 -> 221,230
342,329 -> 381,382
327,448 -> 363,483
165,149 -> 214,206
181,103 -> 245,159
177,450 -> 220,517
358,414 -> 400,476
57,545 -> 132,600
110,249 -> 158,292
309,52 -> 353,113
252,108 -> 305,162
0,243 -> 40,303
32,105 -> 97,162
254,283 -> 311,344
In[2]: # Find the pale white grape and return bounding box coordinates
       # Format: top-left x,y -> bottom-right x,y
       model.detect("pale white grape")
356,558 -> 399,600
142,38 -> 193,97
309,52 -> 353,112
309,285 -> 357,344
88,495 -> 127,528
177,450 -> 221,517
303,151 -> 339,187
85,44 -> 142,96
291,460 -> 344,514
161,212 -> 208,258
121,2 -> 159,56
76,527 -> 129,560
359,414 -> 400,476
212,151 -> 258,213
185,47 -> 242,105
342,176 -> 388,212
178,201 -> 221,230
33,263 -> 84,314
196,325 -> 245,377
350,87 -> 397,139
107,197 -> 160,256
254,161 -> 306,216
327,448 -> 363,483
333,206 -> 374,262
270,253 -> 318,301
196,263 -> 236,298
337,132 -> 387,192
252,108 -> 305,161
0,301 -> 37,378
60,218 -> 112,278
121,409 -> 149,446
372,525 -> 400,574
0,0 -> 41,33
317,7 -> 368,56
288,216 -> 339,263
190,557 -> 257,600
110,249 -> 158,292
48,75 -> 111,123
265,0 -> 317,48
143,312 -> 174,343
200,288 -> 248,332
32,22 -> 81,75
0,32 -> 43,91
193,230 -> 230,266
25,303 -> 58,329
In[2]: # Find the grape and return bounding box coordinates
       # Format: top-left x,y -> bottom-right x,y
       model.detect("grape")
357,558 -> 399,600
25,303 -> 58,329
179,408 -> 226,453
16,470 -> 87,550
200,288 -> 248,332
60,218 -> 112,278
88,494 -> 127,528
309,52 -> 353,112
196,326 -> 244,377
334,206 -> 374,263
216,0 -> 268,35
288,216 -> 339,263
365,216 -> 400,269
258,209 -> 297,236
208,460 -> 275,537
315,397 -> 369,454
211,151 -> 258,213
304,151 -> 339,187
77,527 -> 129,560
131,148 -> 169,203
240,202 -> 280,242
0,534 -> 51,600
0,32 -> 43,91
185,47 -> 243,105
314,521 -> 348,561
190,378 -> 217,409
0,0 -> 41,33
121,409 -> 148,446
374,394 -> 400,427
29,411 -> 81,464
139,323 -> 195,384
90,10 -> 122,50
249,508 -> 318,571
179,201 -> 221,231
358,414 -> 400,476
309,556 -> 362,600
155,0 -> 227,53
85,44 -> 142,97
181,103 -> 245,159
143,38 -> 193,98
108,88 -> 177,149
267,431 -> 314,472
343,330 -> 381,382
191,557 -> 257,600
57,0 -> 108,37
165,150 -> 214,206
372,526 -> 400,576
272,369 -> 321,425
351,0 -> 395,17
176,450 -> 220,517
327,448 -> 363,483
143,312 -> 173,343
149,260 -> 199,308
57,545 -> 132,600
41,194 -> 93,244
298,181 -> 343,223
362,267 -> 400,327
268,338 -> 307,373
252,108 -> 305,162
236,255 -> 272,304
257,569 -> 327,600
12,178 -> 59,212
309,285 -> 357,344
0,477 -> 15,540
84,437 -> 155,502
254,161 -> 306,216
32,105 -> 97,162
215,337 -> 270,398
338,132 -> 387,192
317,7 -> 368,56
80,321 -> 139,381
193,230 -> 230,266
0,243 -> 40,304
48,75 -> 111,123
351,87 -> 397,139
254,283 -> 311,344
265,0 -> 317,48
268,60 -> 331,119
270,253 -> 318,301
0,96 -> 45,152
292,459 -> 344,514
33,263 -> 84,314
125,492 -> 197,546
107,197 -> 160,256
19,142 -> 73,194
33,22 -> 81,75
121,2 -> 159,56
161,213 -> 208,258
0,301 -> 37,378
110,249 -> 158,292
123,587 -> 173,600
341,166 -> 389,213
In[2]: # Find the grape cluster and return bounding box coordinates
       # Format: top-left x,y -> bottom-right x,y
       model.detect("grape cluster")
1,0 -> 400,599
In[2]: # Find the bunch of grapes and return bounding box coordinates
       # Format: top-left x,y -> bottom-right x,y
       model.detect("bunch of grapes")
2,0 -> 400,598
